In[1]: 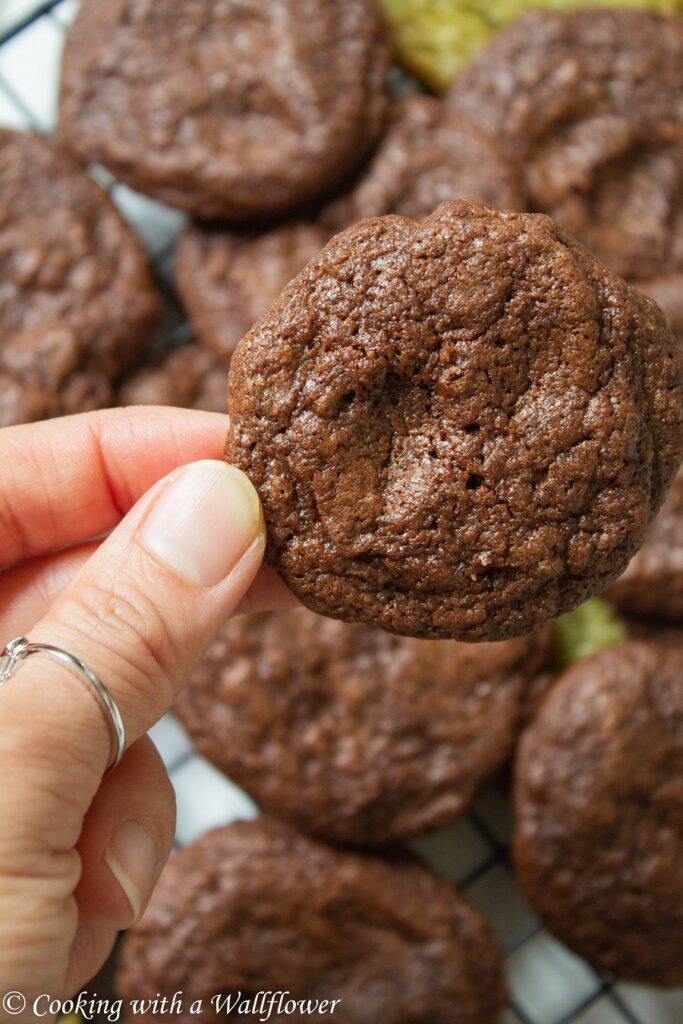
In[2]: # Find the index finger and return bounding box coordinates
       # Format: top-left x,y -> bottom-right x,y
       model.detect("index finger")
0,406 -> 229,569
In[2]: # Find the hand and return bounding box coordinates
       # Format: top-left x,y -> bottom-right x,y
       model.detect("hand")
0,407 -> 289,1014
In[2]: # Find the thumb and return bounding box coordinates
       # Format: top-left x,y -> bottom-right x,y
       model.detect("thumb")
0,459 -> 264,998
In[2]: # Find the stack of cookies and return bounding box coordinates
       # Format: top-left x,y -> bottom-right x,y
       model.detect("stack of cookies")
2,0 -> 683,1019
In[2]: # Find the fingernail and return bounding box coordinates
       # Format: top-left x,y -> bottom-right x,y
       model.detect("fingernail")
104,820 -> 159,926
140,460 -> 263,588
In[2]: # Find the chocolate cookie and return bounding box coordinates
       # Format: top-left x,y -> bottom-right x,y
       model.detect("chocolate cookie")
226,200 -> 683,641
608,466 -> 683,623
58,0 -> 389,222
118,344 -> 227,413
176,223 -> 329,359
447,10 -> 683,342
515,641 -> 683,985
177,97 -> 524,357
0,130 -> 158,426
117,818 -> 506,1023
176,607 -> 551,845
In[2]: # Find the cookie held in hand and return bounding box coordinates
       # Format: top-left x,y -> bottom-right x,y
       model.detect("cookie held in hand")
226,201 -> 683,641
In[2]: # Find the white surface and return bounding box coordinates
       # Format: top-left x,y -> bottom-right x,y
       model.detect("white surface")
148,714 -> 193,768
616,984 -> 683,1024
172,755 -> 259,847
508,934 -> 599,1022
1,4 -> 682,1021
51,0 -> 79,27
0,0 -> 44,35
0,78 -> 29,127
569,999 -> 630,1024
467,862 -> 537,942
111,184 -> 186,256
0,13 -> 63,128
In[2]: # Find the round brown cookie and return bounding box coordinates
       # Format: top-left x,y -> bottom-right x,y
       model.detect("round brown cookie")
447,9 -> 683,342
58,0 -> 389,222
176,222 -> 329,358
176,97 -> 524,358
0,130 -> 158,425
608,466 -> 683,623
175,607 -> 551,845
116,818 -> 506,1023
118,344 -> 227,413
226,200 -> 683,641
515,642 -> 683,985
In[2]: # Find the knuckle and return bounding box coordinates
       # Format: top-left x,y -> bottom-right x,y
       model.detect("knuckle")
0,438 -> 61,567
52,576 -> 179,707
0,820 -> 81,892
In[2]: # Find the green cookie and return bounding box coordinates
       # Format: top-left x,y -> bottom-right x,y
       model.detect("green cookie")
379,0 -> 683,90
552,598 -> 628,670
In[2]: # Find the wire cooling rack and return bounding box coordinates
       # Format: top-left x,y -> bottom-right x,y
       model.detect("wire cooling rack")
1,4 -> 682,1022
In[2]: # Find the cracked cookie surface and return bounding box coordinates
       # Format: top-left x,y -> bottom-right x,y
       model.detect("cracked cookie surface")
0,130 -> 158,426
515,641 -> 683,985
59,0 -> 389,221
117,818 -> 506,1024
226,200 -> 683,641
176,607 -> 551,845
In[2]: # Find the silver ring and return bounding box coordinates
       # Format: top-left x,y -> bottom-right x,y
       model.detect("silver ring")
0,636 -> 126,771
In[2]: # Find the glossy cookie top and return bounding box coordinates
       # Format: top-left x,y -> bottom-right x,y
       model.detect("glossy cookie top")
227,200 -> 683,640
